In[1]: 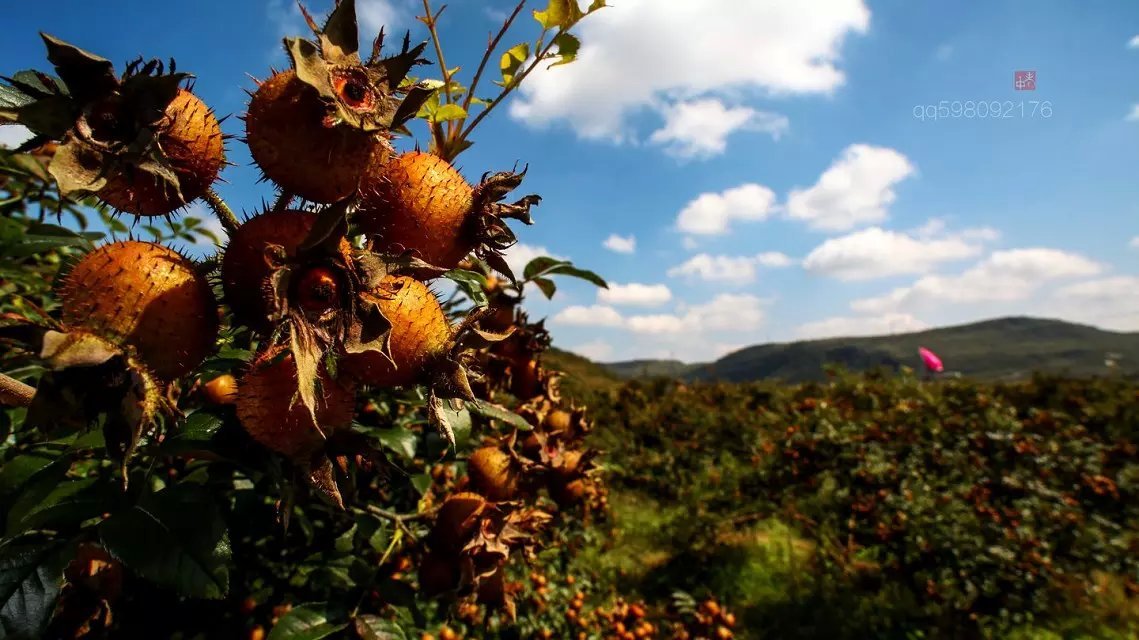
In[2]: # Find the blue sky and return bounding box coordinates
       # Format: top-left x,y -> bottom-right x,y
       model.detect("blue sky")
3,1 -> 1139,363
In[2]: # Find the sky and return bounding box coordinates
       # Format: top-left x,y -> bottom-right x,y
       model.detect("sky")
2,1 -> 1139,363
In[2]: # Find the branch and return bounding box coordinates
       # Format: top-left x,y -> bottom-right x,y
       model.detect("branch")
202,189 -> 240,235
359,504 -> 438,541
422,0 -> 455,136
461,0 -> 526,117
458,31 -> 556,144
0,372 -> 35,407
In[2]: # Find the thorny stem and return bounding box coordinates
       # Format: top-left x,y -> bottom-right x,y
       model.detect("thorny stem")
0,372 -> 35,408
461,1 -> 526,119
203,189 -> 240,235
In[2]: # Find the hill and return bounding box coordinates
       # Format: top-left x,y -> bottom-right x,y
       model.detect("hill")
592,317 -> 1139,383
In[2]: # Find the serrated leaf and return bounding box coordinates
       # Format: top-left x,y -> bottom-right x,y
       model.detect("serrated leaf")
466,399 -> 532,431
430,103 -> 467,123
99,484 -> 231,599
499,43 -> 529,88
160,409 -> 225,455
550,32 -> 580,67
267,605 -> 348,640
531,276 -> 556,299
443,269 -> 488,307
0,538 -> 73,640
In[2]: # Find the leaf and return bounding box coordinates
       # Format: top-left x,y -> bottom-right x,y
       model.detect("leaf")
0,454 -> 55,500
46,138 -> 109,200
159,409 -> 225,455
522,257 -> 607,288
0,538 -> 73,640
443,269 -> 488,307
6,477 -> 104,537
39,33 -> 117,103
466,399 -> 532,431
531,276 -> 556,299
430,103 -> 467,123
354,615 -> 407,640
99,484 -> 231,599
373,426 -> 417,461
498,43 -> 529,88
533,0 -> 585,30
318,0 -> 359,64
550,32 -> 581,68
267,605 -> 348,640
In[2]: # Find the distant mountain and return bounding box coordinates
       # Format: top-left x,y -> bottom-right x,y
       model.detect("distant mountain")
593,317 -> 1139,383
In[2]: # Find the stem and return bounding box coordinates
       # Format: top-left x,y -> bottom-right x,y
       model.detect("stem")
458,31 -> 556,145
422,1 -> 455,137
358,504 -> 438,542
461,1 -> 526,118
0,372 -> 35,407
203,189 -> 240,235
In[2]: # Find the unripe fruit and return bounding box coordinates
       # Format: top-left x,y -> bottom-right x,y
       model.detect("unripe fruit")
202,374 -> 238,405
235,352 -> 356,459
94,90 -> 225,216
357,151 -> 475,269
429,492 -> 488,554
60,240 -> 218,380
466,446 -> 521,501
221,210 -> 317,331
245,71 -> 377,203
341,275 -> 451,387
544,409 -> 572,433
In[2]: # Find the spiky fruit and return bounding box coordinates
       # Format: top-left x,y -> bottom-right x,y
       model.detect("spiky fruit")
235,351 -> 356,460
202,374 -> 238,405
93,90 -> 225,215
467,446 -> 521,501
341,275 -> 451,387
418,551 -> 459,596
221,210 -> 320,330
60,240 -> 218,380
544,409 -> 572,434
356,151 -> 539,272
244,0 -> 431,202
429,492 -> 488,554
245,71 -> 375,203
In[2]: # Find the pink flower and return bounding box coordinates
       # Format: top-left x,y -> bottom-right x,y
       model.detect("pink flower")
918,347 -> 944,372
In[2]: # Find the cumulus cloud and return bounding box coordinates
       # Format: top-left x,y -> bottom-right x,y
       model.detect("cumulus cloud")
668,252 -> 792,284
648,98 -> 789,159
570,339 -> 615,361
603,233 -> 636,254
627,294 -> 767,335
786,144 -> 916,231
1127,105 -> 1139,122
1129,35 -> 1139,49
1051,276 -> 1139,331
675,184 -> 777,235
357,0 -> 405,35
851,248 -> 1103,314
508,0 -> 869,142
552,304 -> 625,327
802,225 -> 992,281
1130,236 -> 1139,249
795,313 -> 929,340
0,125 -> 33,149
597,283 -> 672,307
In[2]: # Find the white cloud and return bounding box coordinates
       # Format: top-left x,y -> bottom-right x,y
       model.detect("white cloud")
603,233 -> 636,254
0,124 -> 33,149
668,252 -> 793,284
786,144 -> 916,231
501,243 -> 564,278
508,0 -> 870,142
627,294 -> 766,335
795,313 -> 929,340
1130,236 -> 1139,249
682,236 -> 700,250
851,248 -> 1103,314
802,225 -> 989,281
1129,35 -> 1139,49
597,283 -> 672,307
181,203 -> 228,257
570,339 -> 615,362
648,98 -> 788,159
1051,276 -> 1139,331
266,0 -> 408,61
357,0 -> 405,35
1127,105 -> 1139,122
675,183 -> 777,235
552,304 -> 624,327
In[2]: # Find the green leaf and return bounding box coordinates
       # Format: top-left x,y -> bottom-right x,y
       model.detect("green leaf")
522,257 -> 607,288
160,409 -> 225,455
531,276 -> 556,299
499,43 -> 529,88
466,399 -> 532,431
0,454 -> 55,500
6,477 -> 104,537
0,538 -> 73,640
267,605 -> 348,640
99,484 -> 231,599
550,32 -> 581,68
533,0 -> 585,30
443,269 -> 488,307
410,473 -> 432,496
374,426 -> 417,461
430,103 -> 468,123
355,615 -> 407,640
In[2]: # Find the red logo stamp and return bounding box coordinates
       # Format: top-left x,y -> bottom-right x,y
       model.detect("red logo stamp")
1014,70 -> 1036,91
